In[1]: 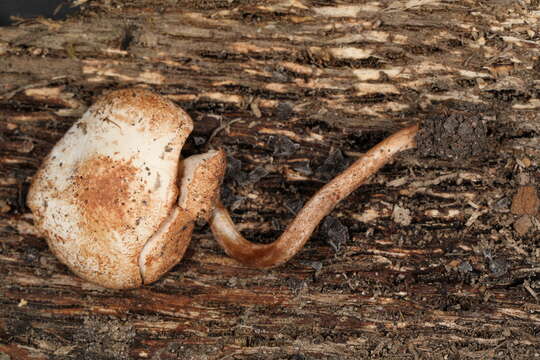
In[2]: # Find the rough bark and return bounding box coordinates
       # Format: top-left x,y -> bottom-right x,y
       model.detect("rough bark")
1,0 -> 540,359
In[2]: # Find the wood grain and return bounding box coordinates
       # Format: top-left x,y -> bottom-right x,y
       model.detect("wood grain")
1,0 -> 540,359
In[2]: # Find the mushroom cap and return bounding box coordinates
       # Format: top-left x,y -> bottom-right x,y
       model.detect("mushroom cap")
27,88 -> 193,289
138,207 -> 195,285
178,149 -> 227,222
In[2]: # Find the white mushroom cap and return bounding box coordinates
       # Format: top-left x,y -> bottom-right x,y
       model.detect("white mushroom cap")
28,88 -> 195,289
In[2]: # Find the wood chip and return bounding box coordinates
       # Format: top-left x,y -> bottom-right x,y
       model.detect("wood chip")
392,205 -> 412,226
514,215 -> 533,236
511,185 -> 539,215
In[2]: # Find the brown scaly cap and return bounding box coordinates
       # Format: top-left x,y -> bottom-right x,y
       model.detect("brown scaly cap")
28,88 -> 194,289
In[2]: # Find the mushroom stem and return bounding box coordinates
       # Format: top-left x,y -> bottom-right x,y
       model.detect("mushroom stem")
210,124 -> 420,268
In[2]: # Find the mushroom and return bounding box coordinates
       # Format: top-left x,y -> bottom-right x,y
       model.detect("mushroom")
27,88 -> 226,289
29,87 -> 419,288
209,125 -> 419,268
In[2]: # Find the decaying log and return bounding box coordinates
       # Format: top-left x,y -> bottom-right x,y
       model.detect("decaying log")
1,0 -> 540,359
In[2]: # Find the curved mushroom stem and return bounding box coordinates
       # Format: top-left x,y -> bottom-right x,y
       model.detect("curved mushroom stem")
210,124 -> 420,268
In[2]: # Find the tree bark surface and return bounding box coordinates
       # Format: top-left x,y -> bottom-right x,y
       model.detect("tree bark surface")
1,1 -> 540,359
